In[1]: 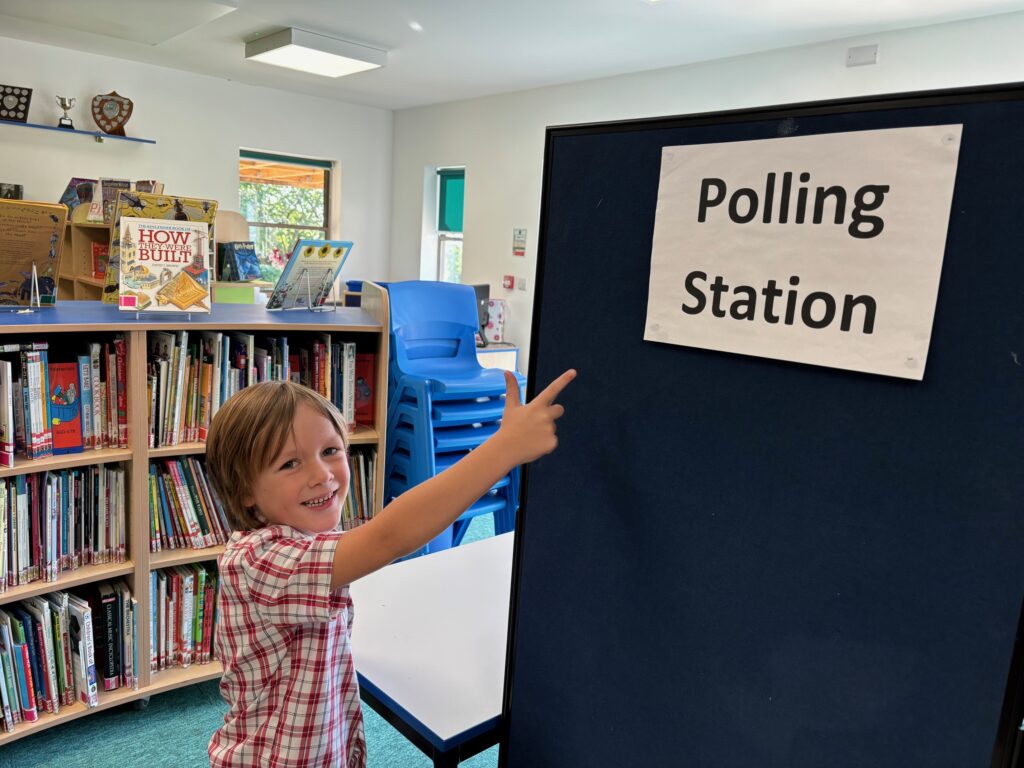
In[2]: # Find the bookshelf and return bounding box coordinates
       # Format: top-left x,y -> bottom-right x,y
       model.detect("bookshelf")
0,286 -> 390,744
57,205 -> 110,301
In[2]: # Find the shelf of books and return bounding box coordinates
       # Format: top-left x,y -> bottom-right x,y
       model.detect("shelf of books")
0,285 -> 390,743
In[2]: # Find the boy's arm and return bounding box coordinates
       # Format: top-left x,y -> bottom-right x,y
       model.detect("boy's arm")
331,369 -> 575,589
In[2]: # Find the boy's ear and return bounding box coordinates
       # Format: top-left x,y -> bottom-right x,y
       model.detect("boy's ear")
241,492 -> 254,509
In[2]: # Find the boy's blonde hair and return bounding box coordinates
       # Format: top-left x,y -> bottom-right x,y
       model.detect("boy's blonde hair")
205,380 -> 348,531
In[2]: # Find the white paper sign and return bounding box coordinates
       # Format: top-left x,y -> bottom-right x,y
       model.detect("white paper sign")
644,125 -> 962,380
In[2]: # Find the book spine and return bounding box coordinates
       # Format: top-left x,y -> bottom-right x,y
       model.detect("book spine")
149,572 -> 158,672
89,344 -> 102,449
14,643 -> 38,722
114,336 -> 128,449
38,351 -> 53,457
79,605 -> 99,706
167,461 -> 203,548
178,461 -> 213,546
343,342 -> 356,429
78,356 -> 93,450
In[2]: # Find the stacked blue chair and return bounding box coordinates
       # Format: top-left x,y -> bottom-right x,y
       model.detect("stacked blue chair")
383,281 -> 526,557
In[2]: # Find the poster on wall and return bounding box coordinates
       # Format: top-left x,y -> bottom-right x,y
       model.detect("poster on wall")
644,125 -> 963,380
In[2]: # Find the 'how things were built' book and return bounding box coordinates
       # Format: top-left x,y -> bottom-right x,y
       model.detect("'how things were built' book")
118,218 -> 210,313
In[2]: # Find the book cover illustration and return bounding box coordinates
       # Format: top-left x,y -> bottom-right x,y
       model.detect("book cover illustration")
118,218 -> 211,313
48,362 -> 83,455
0,199 -> 67,306
266,240 -> 352,311
91,242 -> 108,279
217,241 -> 262,281
58,178 -> 96,210
102,192 -> 218,304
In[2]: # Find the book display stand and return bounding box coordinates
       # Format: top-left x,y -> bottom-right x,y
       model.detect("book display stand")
0,287 -> 390,745
297,267 -> 339,314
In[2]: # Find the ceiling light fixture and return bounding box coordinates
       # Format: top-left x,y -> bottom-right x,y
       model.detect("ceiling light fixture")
245,28 -> 387,78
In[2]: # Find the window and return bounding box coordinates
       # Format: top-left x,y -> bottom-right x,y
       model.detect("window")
437,168 -> 464,283
239,150 -> 331,285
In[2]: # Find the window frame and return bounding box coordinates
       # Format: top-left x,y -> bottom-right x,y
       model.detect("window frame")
239,150 -> 332,238
435,167 -> 465,283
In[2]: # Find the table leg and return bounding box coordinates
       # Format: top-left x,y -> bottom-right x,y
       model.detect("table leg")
432,750 -> 461,768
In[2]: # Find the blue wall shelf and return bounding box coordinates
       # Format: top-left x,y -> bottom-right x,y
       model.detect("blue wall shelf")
0,119 -> 155,144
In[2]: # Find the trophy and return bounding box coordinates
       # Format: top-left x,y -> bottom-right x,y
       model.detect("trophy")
56,95 -> 75,129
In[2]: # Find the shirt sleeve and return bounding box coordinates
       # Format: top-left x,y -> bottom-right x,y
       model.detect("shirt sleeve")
239,529 -> 350,627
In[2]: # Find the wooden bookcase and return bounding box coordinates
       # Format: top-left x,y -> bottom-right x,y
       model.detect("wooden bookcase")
0,284 -> 390,745
57,205 -> 110,302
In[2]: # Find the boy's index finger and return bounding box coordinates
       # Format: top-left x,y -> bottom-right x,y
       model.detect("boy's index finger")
534,369 -> 577,405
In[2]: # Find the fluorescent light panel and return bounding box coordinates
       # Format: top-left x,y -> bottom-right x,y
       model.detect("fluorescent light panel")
245,28 -> 386,78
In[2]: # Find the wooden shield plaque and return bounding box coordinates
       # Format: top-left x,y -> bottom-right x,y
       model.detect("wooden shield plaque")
91,91 -> 134,136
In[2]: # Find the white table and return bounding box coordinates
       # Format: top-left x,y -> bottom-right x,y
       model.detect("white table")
350,533 -> 513,767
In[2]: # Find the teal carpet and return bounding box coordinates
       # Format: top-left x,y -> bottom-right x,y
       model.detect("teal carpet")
0,517 -> 500,768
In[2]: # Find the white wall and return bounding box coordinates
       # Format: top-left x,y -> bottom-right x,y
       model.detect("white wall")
0,36 -> 393,281
390,12 -> 1024,373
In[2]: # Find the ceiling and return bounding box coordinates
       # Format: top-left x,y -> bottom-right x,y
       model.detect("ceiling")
1,0 -> 1023,111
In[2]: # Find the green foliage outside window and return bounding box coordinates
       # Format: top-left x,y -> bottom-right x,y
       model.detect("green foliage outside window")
239,182 -> 327,285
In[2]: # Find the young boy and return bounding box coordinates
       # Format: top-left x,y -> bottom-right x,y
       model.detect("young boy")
205,368 -> 575,767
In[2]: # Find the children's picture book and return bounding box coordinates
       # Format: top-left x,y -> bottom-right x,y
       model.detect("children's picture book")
48,362 -> 83,455
118,218 -> 210,313
265,240 -> 352,311
91,242 -> 108,279
102,192 -> 218,304
217,241 -> 262,281
58,178 -> 96,211
0,199 -> 67,306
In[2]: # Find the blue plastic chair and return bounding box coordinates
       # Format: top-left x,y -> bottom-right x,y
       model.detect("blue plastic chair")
381,281 -> 524,557
386,281 -> 525,398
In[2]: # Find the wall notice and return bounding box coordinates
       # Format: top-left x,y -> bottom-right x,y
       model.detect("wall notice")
644,125 -> 962,380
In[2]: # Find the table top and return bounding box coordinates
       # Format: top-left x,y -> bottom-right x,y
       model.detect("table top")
349,533 -> 513,751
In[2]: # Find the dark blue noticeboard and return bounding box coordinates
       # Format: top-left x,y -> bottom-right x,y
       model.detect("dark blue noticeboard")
502,85 -> 1024,768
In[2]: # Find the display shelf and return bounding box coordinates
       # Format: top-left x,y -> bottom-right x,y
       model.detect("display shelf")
150,545 -> 225,570
0,560 -> 135,607
1,119 -> 156,144
149,441 -> 206,458
0,447 -> 132,479
0,660 -> 223,746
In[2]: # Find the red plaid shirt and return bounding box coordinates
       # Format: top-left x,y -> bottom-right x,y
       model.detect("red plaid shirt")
209,525 -> 366,768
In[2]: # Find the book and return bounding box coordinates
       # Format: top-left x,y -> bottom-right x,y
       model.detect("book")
58,177 -> 96,210
118,218 -> 211,313
354,352 -> 376,426
0,199 -> 67,306
48,361 -> 84,455
341,342 -> 356,429
133,180 -> 164,195
98,178 -> 130,224
0,359 -> 14,466
89,581 -> 120,691
66,593 -> 99,707
0,609 -> 37,723
103,192 -> 218,304
0,184 -> 24,201
217,241 -> 262,281
91,242 -> 108,279
77,355 -> 94,450
265,239 -> 352,311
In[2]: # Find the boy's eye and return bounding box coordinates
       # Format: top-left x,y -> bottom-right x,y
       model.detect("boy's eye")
278,459 -> 298,470
323,446 -> 343,457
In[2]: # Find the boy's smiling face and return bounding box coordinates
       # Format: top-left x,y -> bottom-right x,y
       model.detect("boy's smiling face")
243,402 -> 350,534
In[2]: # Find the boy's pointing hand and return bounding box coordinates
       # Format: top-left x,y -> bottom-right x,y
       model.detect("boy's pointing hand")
499,368 -> 576,465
